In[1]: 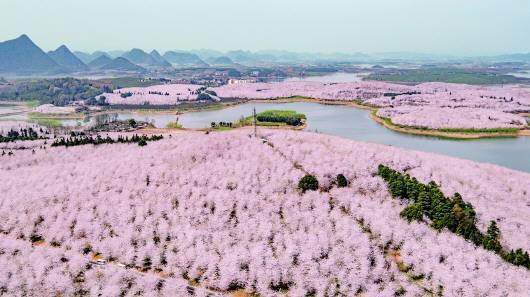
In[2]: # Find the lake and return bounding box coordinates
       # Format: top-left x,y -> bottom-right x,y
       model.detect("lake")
2,101 -> 529,173
92,102 -> 530,173
507,71 -> 530,79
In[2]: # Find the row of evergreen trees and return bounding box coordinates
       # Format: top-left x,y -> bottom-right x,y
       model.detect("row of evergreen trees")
377,164 -> 529,269
297,173 -> 348,193
51,134 -> 163,147
0,128 -> 46,143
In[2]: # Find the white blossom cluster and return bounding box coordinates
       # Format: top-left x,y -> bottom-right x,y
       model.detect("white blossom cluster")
0,130 -> 528,296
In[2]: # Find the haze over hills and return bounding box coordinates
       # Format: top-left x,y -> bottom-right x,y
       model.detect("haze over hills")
47,45 -> 89,73
205,56 -> 235,66
190,49 -> 224,59
0,34 -> 63,74
121,48 -> 171,67
149,50 -> 172,67
162,51 -> 209,67
0,35 -> 153,75
0,34 -> 529,77
100,57 -> 146,73
74,51 -> 110,64
107,50 -> 126,59
87,55 -> 113,69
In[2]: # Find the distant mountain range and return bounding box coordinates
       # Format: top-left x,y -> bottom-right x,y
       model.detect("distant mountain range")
0,35 -> 161,75
150,50 -> 172,67
163,51 -> 209,67
73,51 -> 109,64
87,55 -> 113,69
121,48 -> 171,67
48,45 -> 89,72
0,34 -> 63,74
205,56 -> 235,66
0,34 -> 529,76
100,57 -> 146,73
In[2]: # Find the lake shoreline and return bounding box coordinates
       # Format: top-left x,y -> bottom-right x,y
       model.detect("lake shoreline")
369,111 -> 527,139
217,98 -> 530,139
139,121 -> 307,134
6,98 -> 529,139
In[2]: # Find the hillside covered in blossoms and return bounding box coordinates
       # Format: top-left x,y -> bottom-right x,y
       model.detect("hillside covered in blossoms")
212,81 -> 530,131
3,1 -> 530,296
1,128 -> 529,296
94,81 -> 530,132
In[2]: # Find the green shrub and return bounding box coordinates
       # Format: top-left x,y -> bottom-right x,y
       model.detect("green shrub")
298,174 -> 319,192
336,174 -> 348,187
256,110 -> 306,126
29,234 -> 44,243
197,93 -> 212,100
394,286 -> 406,296
120,92 -> 133,98
143,256 -> 152,271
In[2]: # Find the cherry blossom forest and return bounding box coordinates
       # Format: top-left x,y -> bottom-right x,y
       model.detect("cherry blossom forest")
99,81 -> 530,130
3,0 -> 530,295
1,123 -> 529,296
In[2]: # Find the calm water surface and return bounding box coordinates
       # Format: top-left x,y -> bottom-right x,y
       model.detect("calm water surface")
507,71 -> 530,79
2,101 -> 529,173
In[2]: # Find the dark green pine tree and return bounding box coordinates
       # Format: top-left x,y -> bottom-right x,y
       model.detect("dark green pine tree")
483,221 -> 501,252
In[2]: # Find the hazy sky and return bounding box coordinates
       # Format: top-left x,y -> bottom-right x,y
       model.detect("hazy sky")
1,0 -> 529,55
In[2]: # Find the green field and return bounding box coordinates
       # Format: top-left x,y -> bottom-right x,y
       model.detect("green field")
367,68 -> 529,85
0,78 -> 103,106
24,100 -> 40,108
100,77 -> 165,89
30,118 -> 63,127
165,121 -> 183,129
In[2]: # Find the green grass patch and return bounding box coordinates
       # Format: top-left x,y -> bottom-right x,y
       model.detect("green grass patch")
31,118 -> 63,127
396,262 -> 410,273
255,121 -> 287,127
366,68 -> 528,85
25,100 -> 40,108
268,95 -> 312,100
28,112 -> 70,118
212,126 -> 233,131
410,273 -> 425,281
438,127 -> 519,133
165,121 -> 183,129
